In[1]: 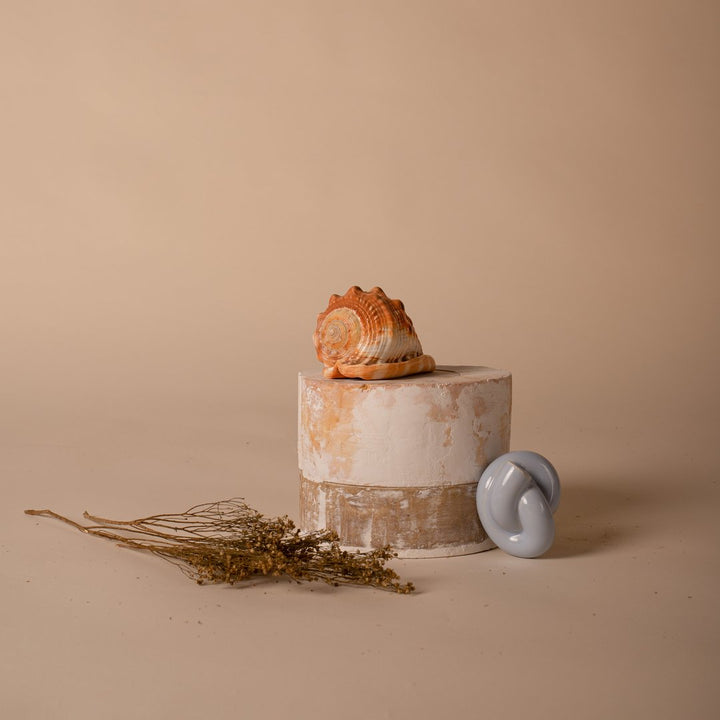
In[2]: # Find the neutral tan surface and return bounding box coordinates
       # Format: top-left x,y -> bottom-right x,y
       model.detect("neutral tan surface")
1,2 -> 719,718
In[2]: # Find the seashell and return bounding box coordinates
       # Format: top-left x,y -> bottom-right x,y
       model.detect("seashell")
313,286 -> 436,380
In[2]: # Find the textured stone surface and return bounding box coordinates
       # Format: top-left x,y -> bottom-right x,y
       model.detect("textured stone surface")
298,365 -> 512,557
300,474 -> 493,558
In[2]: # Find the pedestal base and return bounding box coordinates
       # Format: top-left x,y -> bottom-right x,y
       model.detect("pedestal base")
300,475 -> 496,557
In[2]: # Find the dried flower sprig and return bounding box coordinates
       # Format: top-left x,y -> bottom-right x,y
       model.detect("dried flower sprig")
25,499 -> 414,593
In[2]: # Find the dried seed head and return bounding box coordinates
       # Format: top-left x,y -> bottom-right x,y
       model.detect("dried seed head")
25,499 -> 414,593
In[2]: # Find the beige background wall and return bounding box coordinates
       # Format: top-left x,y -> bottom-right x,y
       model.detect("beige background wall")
2,2 -> 719,718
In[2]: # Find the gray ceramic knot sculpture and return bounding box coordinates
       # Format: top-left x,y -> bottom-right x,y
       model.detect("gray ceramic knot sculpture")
476,451 -> 560,558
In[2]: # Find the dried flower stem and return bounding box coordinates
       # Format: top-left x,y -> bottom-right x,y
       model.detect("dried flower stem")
25,499 -> 414,593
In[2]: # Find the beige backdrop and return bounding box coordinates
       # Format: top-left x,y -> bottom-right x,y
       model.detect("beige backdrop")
2,2 -> 719,719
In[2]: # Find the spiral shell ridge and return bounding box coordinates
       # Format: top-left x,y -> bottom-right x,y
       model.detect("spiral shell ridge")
313,286 -> 436,380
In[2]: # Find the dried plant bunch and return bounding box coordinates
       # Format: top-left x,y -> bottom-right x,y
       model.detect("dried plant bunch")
25,499 -> 414,594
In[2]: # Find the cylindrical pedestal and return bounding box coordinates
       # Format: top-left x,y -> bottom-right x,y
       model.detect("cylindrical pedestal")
298,365 -> 512,557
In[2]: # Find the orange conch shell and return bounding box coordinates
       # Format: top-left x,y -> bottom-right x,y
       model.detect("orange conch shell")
313,286 -> 436,380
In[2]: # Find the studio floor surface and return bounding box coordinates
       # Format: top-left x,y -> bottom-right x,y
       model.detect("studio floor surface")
2,403 -> 717,720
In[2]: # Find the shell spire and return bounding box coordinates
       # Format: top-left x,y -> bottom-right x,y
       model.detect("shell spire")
313,286 -> 436,380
